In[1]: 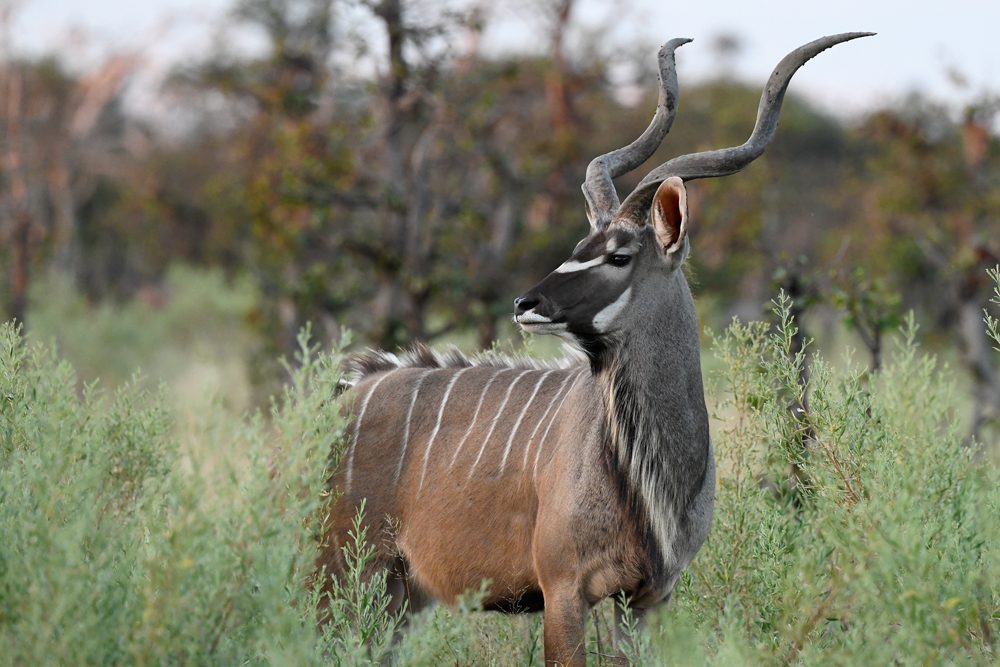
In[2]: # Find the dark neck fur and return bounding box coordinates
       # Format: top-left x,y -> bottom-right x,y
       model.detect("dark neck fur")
597,271 -> 711,575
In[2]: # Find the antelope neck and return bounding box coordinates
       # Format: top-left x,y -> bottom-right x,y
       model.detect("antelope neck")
595,271 -> 710,576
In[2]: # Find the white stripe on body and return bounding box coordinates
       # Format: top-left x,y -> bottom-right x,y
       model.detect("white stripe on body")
395,369 -> 432,483
521,370 -> 577,470
449,369 -> 509,469
497,370 -> 554,474
467,370 -> 533,479
533,370 -> 585,479
418,367 -> 470,491
344,370 -> 394,495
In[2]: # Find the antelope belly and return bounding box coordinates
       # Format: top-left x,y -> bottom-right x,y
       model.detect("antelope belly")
396,476 -> 540,607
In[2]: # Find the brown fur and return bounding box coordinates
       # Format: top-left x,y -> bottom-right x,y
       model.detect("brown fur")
322,362 -> 651,665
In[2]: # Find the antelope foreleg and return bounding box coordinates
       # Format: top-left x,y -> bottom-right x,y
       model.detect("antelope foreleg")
541,585 -> 588,667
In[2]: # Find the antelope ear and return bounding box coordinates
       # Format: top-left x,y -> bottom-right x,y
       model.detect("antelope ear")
650,176 -> 688,256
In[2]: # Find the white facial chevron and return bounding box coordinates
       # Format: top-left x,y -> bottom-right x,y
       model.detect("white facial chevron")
554,255 -> 605,273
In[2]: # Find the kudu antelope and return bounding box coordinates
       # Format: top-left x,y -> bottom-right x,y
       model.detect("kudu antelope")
322,32 -> 871,666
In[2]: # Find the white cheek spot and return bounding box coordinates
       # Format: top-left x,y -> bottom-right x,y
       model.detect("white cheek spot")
591,286 -> 632,332
554,255 -> 605,273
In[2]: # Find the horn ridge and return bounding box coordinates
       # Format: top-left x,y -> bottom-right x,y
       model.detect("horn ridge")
582,37 -> 691,228
615,32 -> 875,221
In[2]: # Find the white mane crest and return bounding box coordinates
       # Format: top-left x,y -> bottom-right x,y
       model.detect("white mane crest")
343,342 -> 585,386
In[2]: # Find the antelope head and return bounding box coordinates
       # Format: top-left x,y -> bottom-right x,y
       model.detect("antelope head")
514,33 -> 873,360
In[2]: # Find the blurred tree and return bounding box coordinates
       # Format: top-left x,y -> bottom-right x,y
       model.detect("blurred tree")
167,0 -> 616,355
829,266 -> 902,373
7,0 -> 999,430
852,93 -> 1000,442
168,0 -> 356,356
0,42 -> 135,326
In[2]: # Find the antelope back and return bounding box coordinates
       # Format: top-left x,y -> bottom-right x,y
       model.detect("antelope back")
339,349 -> 589,499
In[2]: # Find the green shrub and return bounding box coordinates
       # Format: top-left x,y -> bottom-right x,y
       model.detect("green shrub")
987,266 -> 1000,351
0,324 -> 359,665
654,298 -> 999,666
318,500 -> 403,665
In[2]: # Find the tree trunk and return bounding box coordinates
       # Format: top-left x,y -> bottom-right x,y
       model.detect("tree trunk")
957,295 -> 1000,444
49,159 -> 80,278
7,211 -> 30,327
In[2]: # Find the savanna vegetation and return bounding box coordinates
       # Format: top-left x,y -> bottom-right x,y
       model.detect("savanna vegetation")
1,0 -> 999,664
1,279 -> 997,664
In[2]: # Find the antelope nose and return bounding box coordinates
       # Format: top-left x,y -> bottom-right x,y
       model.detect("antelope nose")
514,295 -> 539,316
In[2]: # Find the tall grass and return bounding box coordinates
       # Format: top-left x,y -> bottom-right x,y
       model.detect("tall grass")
2,273 -> 998,665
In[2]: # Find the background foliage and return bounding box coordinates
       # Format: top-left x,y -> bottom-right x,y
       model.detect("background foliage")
3,1 -> 998,438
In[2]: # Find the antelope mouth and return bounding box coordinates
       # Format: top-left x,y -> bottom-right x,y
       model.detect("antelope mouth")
515,311 -> 567,333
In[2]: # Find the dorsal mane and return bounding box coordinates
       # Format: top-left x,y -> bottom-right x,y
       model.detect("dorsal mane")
344,342 -> 585,385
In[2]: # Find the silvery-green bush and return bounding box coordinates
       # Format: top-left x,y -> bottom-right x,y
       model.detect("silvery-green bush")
987,266 -> 1000,351
0,324 -> 398,665
650,296 -> 998,666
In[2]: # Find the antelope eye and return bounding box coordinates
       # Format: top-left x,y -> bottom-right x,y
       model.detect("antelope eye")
607,254 -> 632,267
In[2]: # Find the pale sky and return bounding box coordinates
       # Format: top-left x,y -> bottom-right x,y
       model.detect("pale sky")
9,0 -> 1000,120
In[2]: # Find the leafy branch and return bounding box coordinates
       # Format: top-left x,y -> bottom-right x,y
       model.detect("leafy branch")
985,265 -> 1000,351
